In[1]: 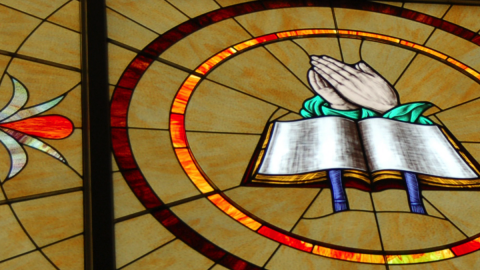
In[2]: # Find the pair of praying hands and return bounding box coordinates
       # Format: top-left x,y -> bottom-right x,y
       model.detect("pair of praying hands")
309,56 -> 399,114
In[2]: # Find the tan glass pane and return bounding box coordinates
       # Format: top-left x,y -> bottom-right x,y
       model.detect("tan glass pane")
210,265 -> 229,270
0,5 -> 40,53
423,199 -> 444,219
361,41 -> 415,84
185,80 -> 277,133
208,47 -> 313,111
294,37 -> 342,61
106,8 -> 158,50
225,187 -> 319,231
108,43 -> 137,85
6,58 -> 80,108
0,205 -> 35,261
46,129 -> 83,175
443,5 -> 480,32
42,235 -> 84,270
47,84 -> 82,128
266,245 -> 386,270
187,133 -> 260,190
277,112 -> 303,121
346,188 -> 373,211
0,251 -> 56,270
423,190 -> 480,236
403,3 -> 450,17
293,212 -> 382,250
0,137 -> 10,182
106,0 -> 187,34
122,240 -> 214,270
168,0 -> 220,18
128,61 -> 189,129
373,1 -> 401,7
128,129 -> 199,203
339,38 -> 361,64
3,147 -> 82,199
115,214 -> 175,268
303,189 -> 333,218
378,212 -> 466,250
0,0 -> 68,18
113,172 -> 145,219
436,99 -> 480,141
372,189 -> 410,212
427,29 -> 480,71
334,8 -> 434,44
18,22 -> 80,68
112,152 -> 119,171
160,19 -> 251,70
171,198 -> 279,266
269,108 -> 290,121
235,7 -> 334,36
462,144 -> 480,162
11,191 -> 83,247
395,55 -> 480,110
48,0 -> 81,32
0,55 -> 11,79
215,0 -> 251,7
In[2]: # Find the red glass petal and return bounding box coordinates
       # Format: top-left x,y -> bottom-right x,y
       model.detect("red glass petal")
0,115 -> 73,139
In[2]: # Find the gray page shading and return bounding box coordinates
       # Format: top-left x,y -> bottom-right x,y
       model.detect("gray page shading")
359,118 -> 477,178
259,117 -> 367,175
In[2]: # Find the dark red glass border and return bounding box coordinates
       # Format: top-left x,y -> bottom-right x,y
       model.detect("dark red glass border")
110,0 -> 480,266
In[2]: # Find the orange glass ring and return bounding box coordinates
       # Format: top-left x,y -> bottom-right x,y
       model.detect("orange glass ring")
170,29 -> 480,264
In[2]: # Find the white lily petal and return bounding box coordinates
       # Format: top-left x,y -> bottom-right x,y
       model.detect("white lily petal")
3,129 -> 66,163
3,95 -> 65,123
0,76 -> 28,121
0,131 -> 27,180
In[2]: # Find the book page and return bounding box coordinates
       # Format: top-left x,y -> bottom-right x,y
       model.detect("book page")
258,117 -> 367,175
359,118 -> 478,178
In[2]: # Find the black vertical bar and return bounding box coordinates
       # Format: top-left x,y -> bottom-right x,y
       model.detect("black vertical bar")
81,0 -> 115,269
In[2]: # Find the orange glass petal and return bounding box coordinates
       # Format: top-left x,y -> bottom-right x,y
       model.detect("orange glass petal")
170,113 -> 187,148
258,226 -> 313,252
175,148 -> 214,193
171,75 -> 201,114
313,246 -> 385,264
208,194 -> 262,230
195,47 -> 237,75
0,115 -> 73,139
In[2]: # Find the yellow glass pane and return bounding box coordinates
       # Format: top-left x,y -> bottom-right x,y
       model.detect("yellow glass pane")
436,99 -> 480,141
266,245 -> 386,270
115,214 -> 175,268
295,37 -> 342,60
113,172 -> 146,219
11,191 -> 83,247
372,189 -> 410,212
45,129 -> 83,175
7,58 -> 80,108
185,80 -> 277,133
395,55 -> 480,110
168,0 -> 220,18
0,251 -> 56,270
0,5 -> 40,52
225,187 -> 319,231
443,5 -> 480,32
106,0 -> 187,34
335,8 -> 434,44
208,47 -> 313,111
378,212 -> 466,250
303,189 -> 333,218
186,133 -> 260,190
0,205 -> 35,261
128,129 -> 200,203
48,0 -> 81,32
106,8 -> 158,50
235,7 -> 334,36
128,61 -> 189,129
171,198 -> 279,266
0,0 -> 68,18
42,235 -> 84,270
293,212 -> 382,250
47,84 -> 82,128
339,38 -> 361,64
3,147 -> 82,199
403,3 -> 450,17
18,22 -> 80,68
390,248 -> 480,269
346,188 -> 373,211
122,240 -> 214,270
361,41 -> 415,84
424,190 -> 480,236
160,19 -> 251,70
108,43 -> 137,85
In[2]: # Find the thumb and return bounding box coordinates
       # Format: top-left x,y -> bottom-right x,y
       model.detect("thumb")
355,62 -> 377,76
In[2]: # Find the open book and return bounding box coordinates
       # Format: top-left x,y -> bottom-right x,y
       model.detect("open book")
242,117 -> 480,191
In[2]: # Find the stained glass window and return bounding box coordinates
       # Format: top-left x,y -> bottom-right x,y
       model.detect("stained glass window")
3,0 -> 480,269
